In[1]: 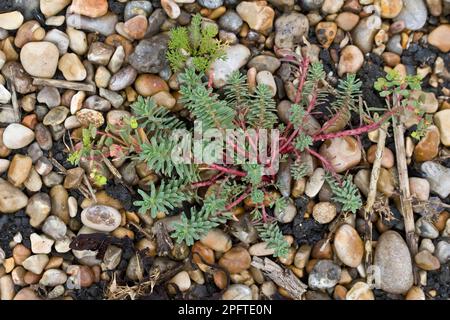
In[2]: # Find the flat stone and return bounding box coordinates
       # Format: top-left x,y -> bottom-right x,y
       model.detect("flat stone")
333,224 -> 364,268
210,44 -> 251,88
81,205 -> 121,232
274,12 -> 309,49
58,53 -> 87,81
0,178 -> 28,214
22,254 -> 49,274
0,11 -> 24,30
374,231 -> 413,294
394,0 -> 428,30
308,259 -> 341,290
20,42 -> 59,78
71,0 -> 108,18
2,123 -> 35,149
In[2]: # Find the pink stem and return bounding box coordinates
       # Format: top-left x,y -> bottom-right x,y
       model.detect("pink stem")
226,188 -> 251,211
208,164 -> 246,177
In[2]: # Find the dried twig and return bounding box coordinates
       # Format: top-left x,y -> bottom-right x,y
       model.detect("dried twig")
32,77 -> 96,93
392,115 -> 419,284
251,257 -> 307,300
364,122 -> 389,283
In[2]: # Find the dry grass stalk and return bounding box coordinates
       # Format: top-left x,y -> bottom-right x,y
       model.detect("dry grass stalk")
251,257 -> 307,300
364,122 -> 389,282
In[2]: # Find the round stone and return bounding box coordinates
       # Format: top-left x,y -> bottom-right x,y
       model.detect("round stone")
20,42 -> 59,78
81,205 -> 122,232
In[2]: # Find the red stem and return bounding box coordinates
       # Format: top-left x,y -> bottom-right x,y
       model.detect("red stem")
226,187 -> 251,211
208,164 -> 246,177
313,107 -> 399,142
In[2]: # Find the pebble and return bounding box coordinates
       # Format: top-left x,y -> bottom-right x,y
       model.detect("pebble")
44,29 -> 69,55
412,91 -> 438,113
108,46 -> 125,74
88,42 -> 115,66
409,178 -> 430,202
308,259 -> 341,290
76,109 -> 104,128
43,106 -> 69,126
218,10 -> 243,33
414,125 -> 440,162
421,161 -> 450,198
312,202 -> 336,224
367,145 -> 394,169
236,2 -> 275,34
377,0 -> 403,18
198,0 -> 224,9
274,12 -> 309,49
123,15 -> 148,40
394,0 -> 428,30
46,16 -> 65,26
346,281 -> 374,300
0,11 -> 24,30
66,27 -> 88,56
82,96 -> 110,112
305,168 -> 325,198
210,44 -> 251,88
42,216 -> 67,240
351,15 -> 382,53
37,87 -> 60,108
58,53 -> 86,81
322,0 -> 344,13
0,275 -> 15,300
219,247 -> 252,274
434,110 -> 450,147
99,88 -> 123,108
126,255 -> 144,281
338,45 -> 364,76
333,224 -> 364,268
161,0 -> 180,19
405,286 -> 426,300
374,231 -> 414,294
128,35 -> 169,74
22,254 -> 49,274
71,0 -> 108,18
81,205 -> 122,232
134,74 -> 169,97
319,137 -> 362,173
256,71 -> 277,97
275,199 -> 297,223
13,287 -> 41,300
109,66 -> 138,91
30,233 -> 54,254
66,12 -> 118,36
435,241 -> 450,264
428,24 -> 450,53
2,123 -> 35,149
50,185 -> 69,224
7,154 -> 32,187
102,245 -> 122,270
200,228 -> 232,252
169,271 -> 191,292
414,250 -> 440,271
415,217 -> 439,239
247,55 -> 280,74
222,284 -> 252,300
316,22 -> 337,49
40,0 -> 72,17
39,269 -> 67,287
0,178 -> 29,214
124,1 -> 153,21
20,41 -> 59,78
335,12 -> 360,32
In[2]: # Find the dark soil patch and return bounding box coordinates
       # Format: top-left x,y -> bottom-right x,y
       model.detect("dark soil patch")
425,262 -> 450,300
280,196 -> 327,246
0,210 -> 35,256
105,182 -> 139,212
357,54 -> 387,110
72,282 -> 107,300
0,0 -> 14,12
